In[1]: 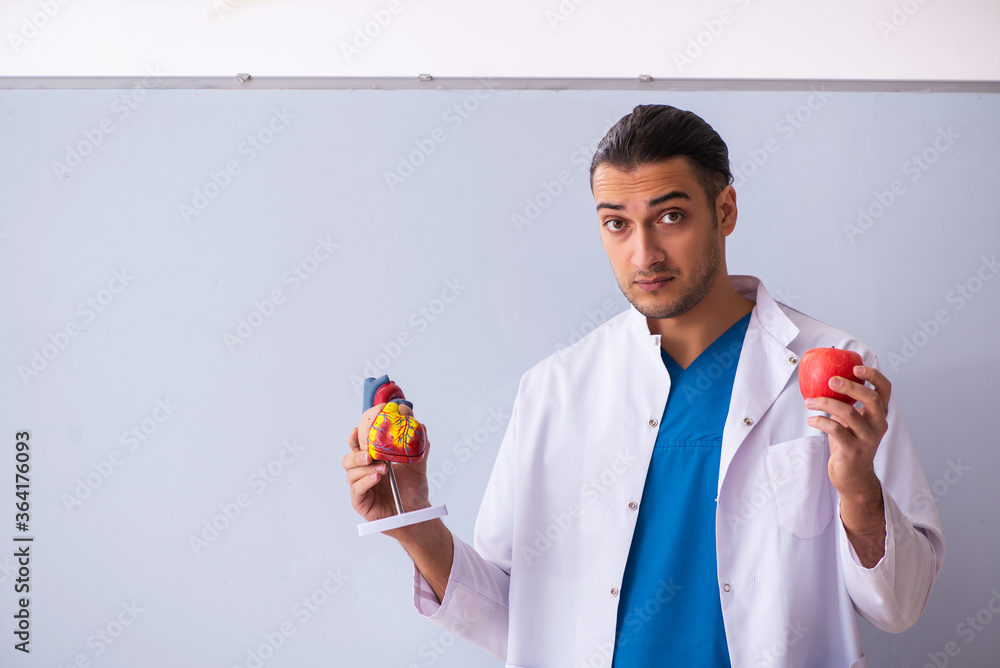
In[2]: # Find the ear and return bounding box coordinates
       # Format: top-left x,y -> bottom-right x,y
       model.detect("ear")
716,185 -> 738,236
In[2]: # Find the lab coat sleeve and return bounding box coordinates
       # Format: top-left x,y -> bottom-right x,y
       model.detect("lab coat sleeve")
836,355 -> 946,633
412,535 -> 510,659
411,397 -> 520,660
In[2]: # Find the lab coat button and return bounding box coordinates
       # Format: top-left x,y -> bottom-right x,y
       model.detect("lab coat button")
742,417 -> 753,426
788,355 -> 798,365
648,418 -> 658,427
722,583 -> 732,593
610,587 -> 619,596
628,501 -> 638,511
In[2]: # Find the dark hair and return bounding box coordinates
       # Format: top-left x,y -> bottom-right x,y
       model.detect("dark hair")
589,104 -> 733,208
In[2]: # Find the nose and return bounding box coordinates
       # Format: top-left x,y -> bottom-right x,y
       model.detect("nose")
630,224 -> 665,271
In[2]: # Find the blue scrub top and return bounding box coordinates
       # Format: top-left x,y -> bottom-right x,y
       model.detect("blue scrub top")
612,312 -> 751,667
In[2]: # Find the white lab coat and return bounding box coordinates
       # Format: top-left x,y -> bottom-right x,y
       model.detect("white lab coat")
413,276 -> 945,668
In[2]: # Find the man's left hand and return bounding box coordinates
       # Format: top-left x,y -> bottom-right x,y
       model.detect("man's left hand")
806,365 -> 890,567
805,364 -> 890,502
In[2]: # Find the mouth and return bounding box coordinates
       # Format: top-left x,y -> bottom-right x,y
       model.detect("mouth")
634,276 -> 674,292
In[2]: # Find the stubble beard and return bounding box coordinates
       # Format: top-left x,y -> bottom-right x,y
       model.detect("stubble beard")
618,234 -> 723,320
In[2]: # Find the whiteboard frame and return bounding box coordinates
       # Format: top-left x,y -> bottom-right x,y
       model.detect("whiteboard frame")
0,76 -> 998,91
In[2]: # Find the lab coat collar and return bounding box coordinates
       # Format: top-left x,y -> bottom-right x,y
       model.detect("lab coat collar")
731,275 -> 800,347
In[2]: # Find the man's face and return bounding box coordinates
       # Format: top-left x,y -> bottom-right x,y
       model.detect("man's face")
593,157 -> 733,320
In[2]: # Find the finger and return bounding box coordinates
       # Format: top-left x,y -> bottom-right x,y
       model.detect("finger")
350,470 -> 385,503
806,396 -> 874,442
806,392 -> 860,422
853,365 -> 892,410
348,428 -> 361,452
810,415 -> 874,468
829,374 -> 888,436
827,375 -> 881,410
342,450 -> 359,472
346,461 -> 387,486
342,447 -> 376,472
818,377 -> 885,433
807,414 -> 857,448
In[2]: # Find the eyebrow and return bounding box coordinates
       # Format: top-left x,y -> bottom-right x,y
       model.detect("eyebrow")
595,190 -> 691,212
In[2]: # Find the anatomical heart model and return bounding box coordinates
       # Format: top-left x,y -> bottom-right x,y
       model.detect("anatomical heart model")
356,375 -> 447,536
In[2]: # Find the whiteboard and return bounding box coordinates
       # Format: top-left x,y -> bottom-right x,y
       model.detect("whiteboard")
1,84 -> 998,667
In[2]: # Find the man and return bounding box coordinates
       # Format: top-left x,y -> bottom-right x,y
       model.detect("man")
343,105 -> 945,667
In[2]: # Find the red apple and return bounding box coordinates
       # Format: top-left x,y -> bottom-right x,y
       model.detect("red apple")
798,347 -> 864,404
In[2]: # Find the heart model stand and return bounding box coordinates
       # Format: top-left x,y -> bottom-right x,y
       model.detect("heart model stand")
357,375 -> 447,537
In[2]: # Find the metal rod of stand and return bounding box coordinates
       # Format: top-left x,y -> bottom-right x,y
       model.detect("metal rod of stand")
386,463 -> 405,516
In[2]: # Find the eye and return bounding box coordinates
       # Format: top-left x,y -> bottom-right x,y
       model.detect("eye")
662,211 -> 683,224
604,219 -> 626,232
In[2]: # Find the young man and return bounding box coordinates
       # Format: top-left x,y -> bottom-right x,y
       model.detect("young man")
343,105 -> 945,667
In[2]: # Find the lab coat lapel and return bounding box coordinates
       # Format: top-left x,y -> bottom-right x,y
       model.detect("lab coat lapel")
718,277 -> 800,492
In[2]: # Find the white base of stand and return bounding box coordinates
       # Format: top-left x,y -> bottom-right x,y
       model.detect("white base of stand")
357,504 -> 448,537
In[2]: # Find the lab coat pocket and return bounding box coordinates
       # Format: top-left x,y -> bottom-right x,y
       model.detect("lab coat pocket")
764,435 -> 833,539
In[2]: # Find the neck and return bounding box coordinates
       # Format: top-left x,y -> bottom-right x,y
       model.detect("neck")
646,273 -> 755,369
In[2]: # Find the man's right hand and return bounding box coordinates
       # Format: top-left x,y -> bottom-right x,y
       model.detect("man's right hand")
342,403 -> 432,542
342,405 -> 455,603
